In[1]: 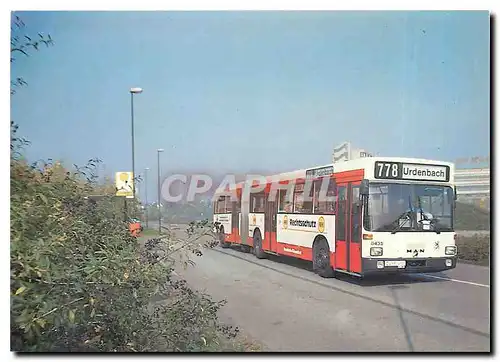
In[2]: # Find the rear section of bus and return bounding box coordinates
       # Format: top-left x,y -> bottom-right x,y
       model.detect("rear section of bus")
359,158 -> 457,275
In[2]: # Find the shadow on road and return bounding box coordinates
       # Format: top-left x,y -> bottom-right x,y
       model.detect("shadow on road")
389,285 -> 415,352
227,245 -> 447,287
336,273 -> 447,287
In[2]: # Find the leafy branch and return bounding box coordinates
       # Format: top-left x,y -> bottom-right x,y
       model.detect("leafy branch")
10,14 -> 54,95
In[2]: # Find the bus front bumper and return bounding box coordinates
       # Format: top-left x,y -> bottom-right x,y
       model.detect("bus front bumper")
362,257 -> 457,275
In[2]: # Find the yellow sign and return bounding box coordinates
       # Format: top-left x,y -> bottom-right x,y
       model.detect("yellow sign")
283,215 -> 288,229
115,172 -> 134,197
252,214 -> 257,225
318,216 -> 325,233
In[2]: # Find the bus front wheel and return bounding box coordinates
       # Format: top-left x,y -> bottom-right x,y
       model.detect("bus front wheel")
218,226 -> 230,248
253,231 -> 266,259
313,239 -> 334,278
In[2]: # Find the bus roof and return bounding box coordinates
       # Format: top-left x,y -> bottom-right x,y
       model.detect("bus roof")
215,157 -> 455,194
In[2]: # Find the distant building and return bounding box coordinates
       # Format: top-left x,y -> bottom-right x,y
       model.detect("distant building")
332,141 -> 373,163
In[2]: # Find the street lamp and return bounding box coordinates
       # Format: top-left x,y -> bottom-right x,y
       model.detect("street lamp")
144,167 -> 150,229
130,87 -> 143,199
157,148 -> 164,234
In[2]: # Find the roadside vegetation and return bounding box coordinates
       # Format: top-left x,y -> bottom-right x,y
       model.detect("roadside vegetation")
454,202 -> 490,265
10,132 -> 247,351
10,15 -> 249,352
455,202 -> 490,231
456,235 -> 490,266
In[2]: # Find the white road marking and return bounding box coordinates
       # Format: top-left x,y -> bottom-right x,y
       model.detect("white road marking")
418,274 -> 490,288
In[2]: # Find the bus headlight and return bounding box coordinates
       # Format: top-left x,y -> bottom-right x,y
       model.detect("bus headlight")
370,247 -> 383,256
445,246 -> 457,255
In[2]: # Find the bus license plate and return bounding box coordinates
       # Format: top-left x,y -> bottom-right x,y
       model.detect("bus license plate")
385,261 -> 406,268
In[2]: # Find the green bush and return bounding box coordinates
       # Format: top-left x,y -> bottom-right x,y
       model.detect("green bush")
10,126 -> 236,352
455,202 -> 490,231
456,235 -> 490,266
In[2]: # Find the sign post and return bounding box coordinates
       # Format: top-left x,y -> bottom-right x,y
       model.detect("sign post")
115,172 -> 134,222
115,172 -> 134,197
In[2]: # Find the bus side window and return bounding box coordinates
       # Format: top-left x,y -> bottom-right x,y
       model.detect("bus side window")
278,189 -> 293,213
224,196 -> 232,213
216,196 -> 225,213
314,177 -> 336,214
251,192 -> 265,213
293,183 -> 313,214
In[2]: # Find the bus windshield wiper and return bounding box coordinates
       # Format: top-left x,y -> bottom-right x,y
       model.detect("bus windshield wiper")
417,196 -> 440,234
390,210 -> 412,234
391,196 -> 415,234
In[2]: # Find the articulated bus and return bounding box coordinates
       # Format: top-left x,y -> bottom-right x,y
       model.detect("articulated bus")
213,157 -> 457,278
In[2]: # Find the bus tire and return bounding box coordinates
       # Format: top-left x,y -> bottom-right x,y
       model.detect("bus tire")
218,226 -> 230,248
313,238 -> 334,278
241,245 -> 251,253
253,230 -> 266,259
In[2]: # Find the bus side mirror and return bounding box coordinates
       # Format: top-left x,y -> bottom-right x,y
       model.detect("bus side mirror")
360,179 -> 369,196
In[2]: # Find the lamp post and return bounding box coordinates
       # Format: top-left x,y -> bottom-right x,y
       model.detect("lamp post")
130,87 -> 143,199
144,167 -> 149,229
157,148 -> 164,234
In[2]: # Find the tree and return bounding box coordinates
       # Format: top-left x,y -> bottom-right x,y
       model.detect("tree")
11,13 -> 54,95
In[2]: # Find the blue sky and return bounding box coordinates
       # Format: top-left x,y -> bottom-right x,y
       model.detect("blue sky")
11,11 -> 490,196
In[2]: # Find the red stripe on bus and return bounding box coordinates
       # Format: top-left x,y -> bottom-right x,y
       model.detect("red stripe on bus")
335,169 -> 364,182
274,242 -> 336,267
275,242 -> 313,261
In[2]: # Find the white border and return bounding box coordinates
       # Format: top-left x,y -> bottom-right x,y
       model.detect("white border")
4,2 -> 496,361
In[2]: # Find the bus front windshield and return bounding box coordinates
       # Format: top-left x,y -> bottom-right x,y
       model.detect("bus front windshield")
364,183 -> 454,232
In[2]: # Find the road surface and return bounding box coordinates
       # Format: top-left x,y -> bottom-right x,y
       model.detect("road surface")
179,246 -> 490,352
157,224 -> 490,352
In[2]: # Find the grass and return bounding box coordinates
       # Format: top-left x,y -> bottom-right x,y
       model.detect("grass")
140,228 -> 161,237
456,234 -> 490,266
455,202 -> 490,230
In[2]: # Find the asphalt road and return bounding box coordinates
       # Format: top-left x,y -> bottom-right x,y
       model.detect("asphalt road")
161,225 -> 491,352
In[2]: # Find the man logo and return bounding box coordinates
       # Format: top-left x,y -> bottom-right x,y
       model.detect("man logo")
283,215 -> 288,230
434,241 -> 440,250
318,216 -> 325,233
407,248 -> 425,257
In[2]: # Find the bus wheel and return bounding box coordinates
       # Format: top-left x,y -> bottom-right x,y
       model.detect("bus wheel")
313,239 -> 334,278
241,245 -> 251,253
219,227 -> 230,248
253,231 -> 266,259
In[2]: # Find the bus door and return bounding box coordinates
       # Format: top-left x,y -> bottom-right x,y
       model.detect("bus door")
264,198 -> 278,253
335,184 -> 348,270
231,200 -> 240,243
335,182 -> 363,273
348,182 -> 362,273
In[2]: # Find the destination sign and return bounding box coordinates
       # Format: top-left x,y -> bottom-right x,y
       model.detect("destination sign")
306,165 -> 334,178
374,161 -> 449,182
